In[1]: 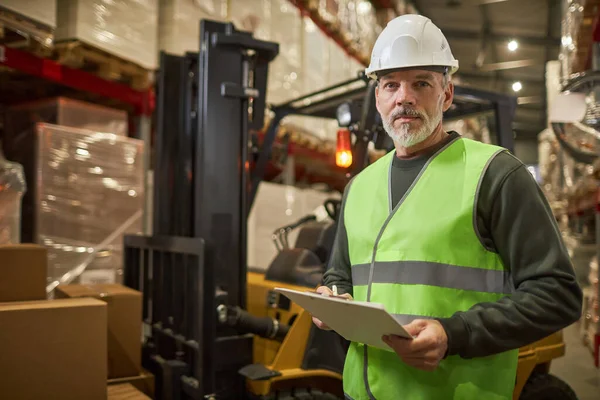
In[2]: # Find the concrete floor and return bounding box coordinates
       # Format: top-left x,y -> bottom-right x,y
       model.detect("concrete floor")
550,322 -> 599,400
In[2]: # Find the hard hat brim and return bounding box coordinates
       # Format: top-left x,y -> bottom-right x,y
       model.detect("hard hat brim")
366,64 -> 459,80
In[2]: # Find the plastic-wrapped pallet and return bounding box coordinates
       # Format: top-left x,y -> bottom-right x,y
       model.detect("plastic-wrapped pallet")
229,0 -> 272,42
285,17 -> 329,140
559,0 -> 584,79
303,17 -> 329,95
158,0 -> 228,55
0,0 -> 57,28
0,146 -> 26,245
3,97 -> 131,245
267,0 -> 304,105
35,124 -> 145,290
328,38 -> 353,86
55,0 -> 159,69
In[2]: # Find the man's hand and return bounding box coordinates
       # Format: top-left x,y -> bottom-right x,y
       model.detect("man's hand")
382,319 -> 448,372
311,285 -> 353,330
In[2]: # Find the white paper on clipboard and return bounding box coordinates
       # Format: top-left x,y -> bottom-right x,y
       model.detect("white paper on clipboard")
274,287 -> 413,350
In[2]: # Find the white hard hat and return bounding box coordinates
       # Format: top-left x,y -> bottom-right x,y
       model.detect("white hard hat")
365,14 -> 459,79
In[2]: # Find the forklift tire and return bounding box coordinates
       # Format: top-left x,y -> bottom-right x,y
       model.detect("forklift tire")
519,372 -> 578,400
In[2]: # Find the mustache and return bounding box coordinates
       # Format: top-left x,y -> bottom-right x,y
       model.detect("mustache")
390,107 -> 424,121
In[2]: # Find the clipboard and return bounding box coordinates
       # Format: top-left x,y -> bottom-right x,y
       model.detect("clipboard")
274,287 -> 413,350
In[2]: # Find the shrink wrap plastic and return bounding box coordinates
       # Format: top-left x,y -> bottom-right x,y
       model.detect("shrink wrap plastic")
35,124 -> 145,291
0,0 -> 57,28
0,146 -> 26,245
55,0 -> 159,69
158,0 -> 228,55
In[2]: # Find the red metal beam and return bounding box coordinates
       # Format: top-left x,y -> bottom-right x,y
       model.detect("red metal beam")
255,130 -> 349,191
0,45 -> 153,115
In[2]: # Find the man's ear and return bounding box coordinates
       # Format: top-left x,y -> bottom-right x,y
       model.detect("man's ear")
442,81 -> 454,112
375,84 -> 381,114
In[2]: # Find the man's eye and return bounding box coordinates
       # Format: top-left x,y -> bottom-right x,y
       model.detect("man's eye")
384,82 -> 397,89
417,81 -> 431,87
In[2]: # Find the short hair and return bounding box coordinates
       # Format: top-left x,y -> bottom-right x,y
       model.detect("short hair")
376,71 -> 451,89
442,72 -> 450,89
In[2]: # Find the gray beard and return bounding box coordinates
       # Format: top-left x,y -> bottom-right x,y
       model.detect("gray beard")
382,108 -> 443,148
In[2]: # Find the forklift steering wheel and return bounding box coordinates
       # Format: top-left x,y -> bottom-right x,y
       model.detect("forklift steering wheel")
324,199 -> 341,221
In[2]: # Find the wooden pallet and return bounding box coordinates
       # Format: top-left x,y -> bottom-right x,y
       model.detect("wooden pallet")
107,383 -> 151,400
0,7 -> 53,58
0,8 -> 152,92
53,39 -> 154,91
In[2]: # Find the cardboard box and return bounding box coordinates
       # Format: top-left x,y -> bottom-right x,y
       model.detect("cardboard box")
108,383 -> 151,400
108,370 -> 155,398
55,284 -> 142,379
0,244 -> 47,302
0,297 -> 107,400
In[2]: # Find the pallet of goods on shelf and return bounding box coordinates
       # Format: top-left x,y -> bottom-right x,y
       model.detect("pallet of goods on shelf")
53,0 -> 158,90
52,40 -> 155,91
0,2 -> 55,58
560,0 -> 600,79
158,0 -> 229,55
294,0 -> 380,66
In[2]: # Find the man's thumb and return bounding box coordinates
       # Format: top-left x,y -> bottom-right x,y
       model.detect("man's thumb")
316,285 -> 333,295
403,319 -> 427,336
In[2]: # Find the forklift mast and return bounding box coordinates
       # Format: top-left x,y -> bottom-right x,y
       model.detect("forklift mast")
124,20 -> 279,400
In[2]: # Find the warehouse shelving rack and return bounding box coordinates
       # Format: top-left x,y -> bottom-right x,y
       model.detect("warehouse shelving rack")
0,39 -> 156,238
550,70 -> 600,369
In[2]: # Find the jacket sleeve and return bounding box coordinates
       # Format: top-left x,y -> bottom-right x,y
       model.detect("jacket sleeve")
437,155 -> 583,359
321,181 -> 354,296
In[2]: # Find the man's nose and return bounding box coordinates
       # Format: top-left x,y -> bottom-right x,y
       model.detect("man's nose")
394,83 -> 416,106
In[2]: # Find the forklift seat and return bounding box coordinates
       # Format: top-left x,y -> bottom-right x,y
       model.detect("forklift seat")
293,221 -> 337,265
264,220 -> 337,288
264,248 -> 325,288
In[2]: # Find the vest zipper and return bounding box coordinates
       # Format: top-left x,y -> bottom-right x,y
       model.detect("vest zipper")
361,136 -> 461,400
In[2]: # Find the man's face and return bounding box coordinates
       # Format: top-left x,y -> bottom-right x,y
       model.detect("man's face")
375,69 -> 454,148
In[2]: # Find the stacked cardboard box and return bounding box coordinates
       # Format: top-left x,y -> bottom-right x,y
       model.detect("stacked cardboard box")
0,244 -> 153,399
0,244 -> 108,399
55,284 -> 143,379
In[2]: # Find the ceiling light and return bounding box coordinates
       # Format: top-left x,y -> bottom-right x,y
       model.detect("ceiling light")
512,81 -> 522,92
508,40 -> 518,51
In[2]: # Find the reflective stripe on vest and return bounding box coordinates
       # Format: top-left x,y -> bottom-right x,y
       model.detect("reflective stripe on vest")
342,137 -> 519,400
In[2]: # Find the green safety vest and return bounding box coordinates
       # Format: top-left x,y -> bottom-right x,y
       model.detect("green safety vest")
342,136 -> 519,400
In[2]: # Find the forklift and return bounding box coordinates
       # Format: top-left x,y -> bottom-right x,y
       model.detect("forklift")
122,19 -> 576,400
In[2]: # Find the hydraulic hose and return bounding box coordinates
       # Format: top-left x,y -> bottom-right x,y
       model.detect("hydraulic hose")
220,305 -> 290,342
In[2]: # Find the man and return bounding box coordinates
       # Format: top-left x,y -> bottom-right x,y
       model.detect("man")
313,14 -> 582,400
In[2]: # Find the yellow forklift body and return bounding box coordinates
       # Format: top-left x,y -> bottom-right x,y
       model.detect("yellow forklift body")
246,270 -> 568,400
